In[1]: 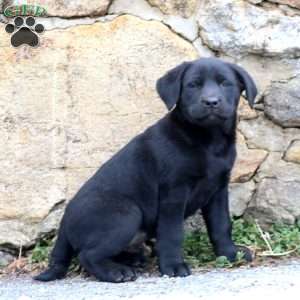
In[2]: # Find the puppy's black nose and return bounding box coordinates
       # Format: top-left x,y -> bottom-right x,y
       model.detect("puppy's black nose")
202,97 -> 221,108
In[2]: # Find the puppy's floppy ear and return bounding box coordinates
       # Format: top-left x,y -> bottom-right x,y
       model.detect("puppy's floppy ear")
156,62 -> 190,110
228,63 -> 258,108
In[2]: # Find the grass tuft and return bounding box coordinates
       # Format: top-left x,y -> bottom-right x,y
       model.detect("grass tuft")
183,218 -> 300,268
30,237 -> 55,264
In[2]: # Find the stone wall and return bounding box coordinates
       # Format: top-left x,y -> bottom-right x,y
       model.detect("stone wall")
1,0 -> 300,249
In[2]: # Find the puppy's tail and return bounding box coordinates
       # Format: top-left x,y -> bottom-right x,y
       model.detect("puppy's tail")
34,224 -> 74,282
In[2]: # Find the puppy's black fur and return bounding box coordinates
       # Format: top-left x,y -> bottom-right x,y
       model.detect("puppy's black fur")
35,58 -> 257,283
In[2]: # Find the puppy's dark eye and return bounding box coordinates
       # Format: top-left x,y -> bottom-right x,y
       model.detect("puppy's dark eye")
220,80 -> 232,87
187,82 -> 198,88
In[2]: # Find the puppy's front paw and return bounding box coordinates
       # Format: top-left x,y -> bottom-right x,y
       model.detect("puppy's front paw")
236,245 -> 252,262
217,245 -> 253,263
159,261 -> 191,277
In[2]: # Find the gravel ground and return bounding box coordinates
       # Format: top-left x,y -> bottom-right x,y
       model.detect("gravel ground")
1,260 -> 300,300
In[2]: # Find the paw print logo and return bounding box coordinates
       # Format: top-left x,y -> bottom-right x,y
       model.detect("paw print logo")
5,16 -> 44,48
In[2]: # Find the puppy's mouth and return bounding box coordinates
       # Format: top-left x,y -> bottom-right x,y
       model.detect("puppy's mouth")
187,106 -> 232,124
196,111 -> 228,121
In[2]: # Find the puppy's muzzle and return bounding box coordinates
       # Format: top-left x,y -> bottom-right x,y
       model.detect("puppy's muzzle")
201,96 -> 222,108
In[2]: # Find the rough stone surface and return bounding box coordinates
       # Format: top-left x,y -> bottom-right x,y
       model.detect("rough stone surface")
109,0 -> 163,21
231,132 -> 267,183
248,0 -> 300,11
285,140 -> 300,163
163,15 -> 198,41
278,4 -> 300,16
32,15 -> 118,31
239,115 -> 300,152
264,77 -> 300,128
247,0 -> 264,4
229,181 -> 256,217
2,0 -> 111,17
238,97 -> 258,120
109,0 -> 198,41
269,0 -> 300,9
193,38 -> 215,57
247,178 -> 300,224
220,55 -> 299,93
147,0 -> 198,18
249,152 -> 300,223
185,211 -> 205,232
256,152 -> 300,182
0,16 -> 197,247
0,251 -> 14,267
197,0 -> 300,58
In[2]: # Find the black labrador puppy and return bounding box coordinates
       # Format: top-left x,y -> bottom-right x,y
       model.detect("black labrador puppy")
35,58 -> 257,283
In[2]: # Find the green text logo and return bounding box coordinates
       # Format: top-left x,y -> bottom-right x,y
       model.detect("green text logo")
4,5 -> 47,17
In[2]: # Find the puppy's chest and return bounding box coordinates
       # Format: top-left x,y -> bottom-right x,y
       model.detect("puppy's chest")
184,153 -> 233,216
184,151 -> 233,179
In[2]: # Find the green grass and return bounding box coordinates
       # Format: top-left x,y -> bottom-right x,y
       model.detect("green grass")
30,237 -> 55,264
233,219 -> 300,256
183,218 -> 300,268
29,218 -> 300,270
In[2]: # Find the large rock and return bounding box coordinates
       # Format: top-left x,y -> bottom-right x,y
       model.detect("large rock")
193,38 -> 215,57
285,140 -> 300,163
246,178 -> 300,224
0,251 -> 14,267
147,0 -> 198,17
109,0 -> 164,21
247,141 -> 300,225
239,115 -> 300,152
256,152 -> 300,182
229,181 -> 256,217
2,0 -> 110,17
237,97 -> 258,120
0,15 -> 198,248
109,0 -> 198,41
231,132 -> 267,183
264,77 -> 300,128
197,0 -> 300,58
220,54 -> 299,93
269,0 -> 300,9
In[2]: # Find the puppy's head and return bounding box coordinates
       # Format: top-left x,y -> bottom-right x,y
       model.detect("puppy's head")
156,58 -> 257,127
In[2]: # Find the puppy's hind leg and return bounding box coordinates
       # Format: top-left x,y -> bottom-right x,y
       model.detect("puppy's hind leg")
114,231 -> 148,268
34,222 -> 74,281
114,246 -> 147,268
80,256 -> 138,283
79,206 -> 143,283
